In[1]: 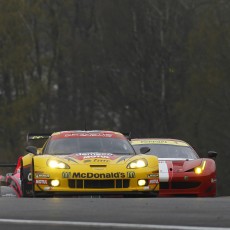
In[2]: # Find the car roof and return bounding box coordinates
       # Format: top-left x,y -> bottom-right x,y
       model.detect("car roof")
131,138 -> 190,147
50,130 -> 126,140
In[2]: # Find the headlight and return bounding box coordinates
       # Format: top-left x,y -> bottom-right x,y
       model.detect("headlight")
127,159 -> 148,169
47,160 -> 70,169
194,161 -> 206,174
51,180 -> 60,187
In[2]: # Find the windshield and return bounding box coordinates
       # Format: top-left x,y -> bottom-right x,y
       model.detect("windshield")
44,137 -> 135,155
133,144 -> 199,159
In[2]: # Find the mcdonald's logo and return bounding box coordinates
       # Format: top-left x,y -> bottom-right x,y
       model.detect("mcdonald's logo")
127,171 -> 135,178
62,172 -> 71,178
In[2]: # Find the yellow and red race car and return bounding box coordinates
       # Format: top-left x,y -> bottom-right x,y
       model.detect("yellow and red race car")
131,138 -> 217,197
21,130 -> 159,197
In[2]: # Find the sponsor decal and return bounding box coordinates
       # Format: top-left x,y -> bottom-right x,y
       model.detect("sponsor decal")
211,178 -> 217,183
64,133 -> 113,138
184,176 -> 189,181
142,140 -> 167,144
73,153 -> 117,160
35,179 -> 48,185
62,172 -> 71,178
35,173 -> 50,178
132,140 -> 188,146
72,172 -> 125,179
83,156 -> 111,159
78,153 -> 113,156
143,186 -> 150,190
149,179 -> 159,184
93,159 -> 109,163
127,171 -> 135,178
147,174 -> 159,178
132,140 -> 167,145
28,172 -> 32,182
51,131 -> 118,140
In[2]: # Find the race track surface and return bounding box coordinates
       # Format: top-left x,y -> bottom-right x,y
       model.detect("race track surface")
0,196 -> 229,230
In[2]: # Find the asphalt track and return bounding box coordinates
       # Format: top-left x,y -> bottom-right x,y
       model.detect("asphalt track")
0,196 -> 229,230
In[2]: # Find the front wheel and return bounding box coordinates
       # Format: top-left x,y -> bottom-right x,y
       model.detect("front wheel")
20,162 -> 33,197
31,161 -> 37,197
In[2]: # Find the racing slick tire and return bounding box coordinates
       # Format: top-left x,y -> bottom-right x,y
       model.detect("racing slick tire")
31,161 -> 37,198
20,162 -> 33,197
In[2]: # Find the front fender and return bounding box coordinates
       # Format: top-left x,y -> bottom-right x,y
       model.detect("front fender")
22,153 -> 34,167
21,153 -> 34,197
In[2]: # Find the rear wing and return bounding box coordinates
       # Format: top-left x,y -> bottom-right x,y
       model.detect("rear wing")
27,133 -> 52,149
26,133 -> 52,142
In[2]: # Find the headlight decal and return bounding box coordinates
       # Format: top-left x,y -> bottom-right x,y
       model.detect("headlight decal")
194,160 -> 206,174
201,160 -> 206,170
127,159 -> 148,169
47,159 -> 70,169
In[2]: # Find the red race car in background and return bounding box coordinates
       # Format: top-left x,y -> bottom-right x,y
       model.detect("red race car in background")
0,133 -> 50,198
131,138 -> 217,197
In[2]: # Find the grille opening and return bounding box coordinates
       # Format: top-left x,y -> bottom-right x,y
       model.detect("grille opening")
68,179 -> 130,189
172,182 -> 200,189
160,182 -> 201,189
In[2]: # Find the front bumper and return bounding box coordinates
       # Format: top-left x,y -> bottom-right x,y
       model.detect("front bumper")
159,172 -> 216,197
33,166 -> 159,197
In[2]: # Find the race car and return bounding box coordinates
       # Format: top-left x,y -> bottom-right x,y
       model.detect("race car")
131,138 -> 217,197
0,157 -> 22,197
21,130 -> 159,197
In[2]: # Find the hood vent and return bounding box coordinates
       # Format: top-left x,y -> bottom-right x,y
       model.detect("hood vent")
90,165 -> 107,168
172,161 -> 184,166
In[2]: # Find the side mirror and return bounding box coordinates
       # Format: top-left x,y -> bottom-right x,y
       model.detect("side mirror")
25,146 -> 38,155
208,151 -> 217,159
140,146 -> 151,154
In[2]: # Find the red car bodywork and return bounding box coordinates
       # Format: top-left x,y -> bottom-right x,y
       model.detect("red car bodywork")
158,158 -> 216,197
131,138 -> 217,197
0,156 -> 22,197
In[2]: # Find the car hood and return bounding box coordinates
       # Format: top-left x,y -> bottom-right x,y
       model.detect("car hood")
159,158 -> 202,172
47,152 -> 137,165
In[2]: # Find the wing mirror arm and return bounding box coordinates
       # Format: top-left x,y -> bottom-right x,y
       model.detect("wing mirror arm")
207,150 -> 217,159
25,146 -> 38,155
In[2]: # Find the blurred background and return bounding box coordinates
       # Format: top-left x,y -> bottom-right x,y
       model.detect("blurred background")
0,0 -> 229,195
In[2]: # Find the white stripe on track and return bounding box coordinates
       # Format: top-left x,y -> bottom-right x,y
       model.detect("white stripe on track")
0,219 -> 229,230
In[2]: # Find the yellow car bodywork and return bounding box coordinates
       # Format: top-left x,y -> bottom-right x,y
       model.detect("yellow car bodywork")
21,131 -> 159,197
32,154 -> 159,195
